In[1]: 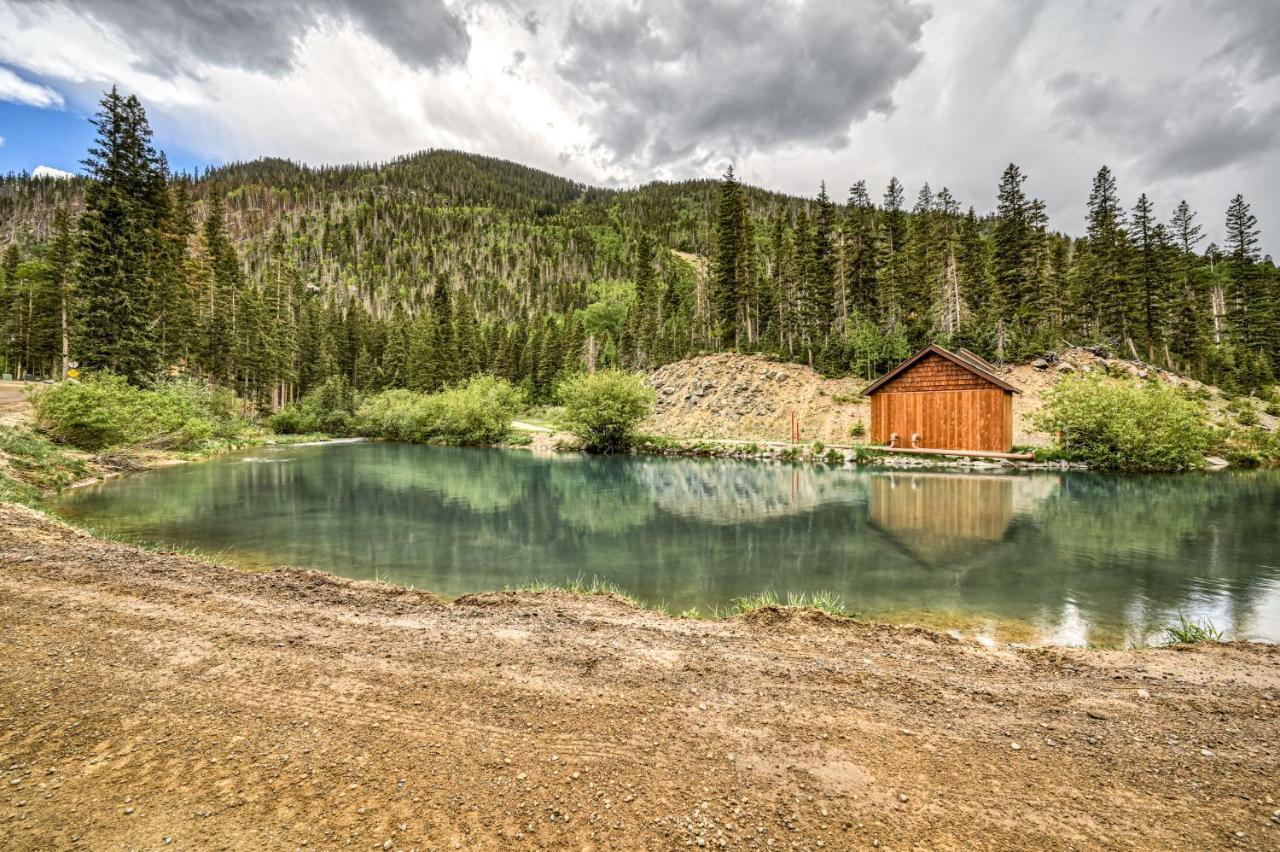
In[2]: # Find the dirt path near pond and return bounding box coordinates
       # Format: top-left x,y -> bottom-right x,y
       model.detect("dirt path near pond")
0,382 -> 31,426
2,502 -> 1279,850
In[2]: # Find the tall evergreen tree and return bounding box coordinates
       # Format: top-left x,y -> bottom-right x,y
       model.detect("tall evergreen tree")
1082,166 -> 1135,353
878,177 -> 907,329
1168,200 -> 1209,371
843,181 -> 878,318
1223,193 -> 1270,356
77,87 -> 166,383
1128,193 -> 1170,362
200,190 -> 240,382
712,166 -> 748,347
47,206 -> 76,380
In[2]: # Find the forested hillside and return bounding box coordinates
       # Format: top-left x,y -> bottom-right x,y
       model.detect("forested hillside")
1,88 -> 1277,411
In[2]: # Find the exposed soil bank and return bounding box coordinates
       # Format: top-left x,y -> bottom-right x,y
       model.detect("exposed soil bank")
2,503 -> 1279,850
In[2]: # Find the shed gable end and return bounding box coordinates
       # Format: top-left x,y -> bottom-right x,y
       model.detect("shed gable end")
876,353 -> 1002,393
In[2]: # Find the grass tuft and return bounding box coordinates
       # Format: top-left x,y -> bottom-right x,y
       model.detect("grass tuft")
719,588 -> 858,619
507,573 -> 656,611
1163,614 -> 1223,645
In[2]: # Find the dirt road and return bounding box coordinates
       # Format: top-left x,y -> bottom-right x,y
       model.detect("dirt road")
2,503 -> 1278,850
0,382 -> 31,426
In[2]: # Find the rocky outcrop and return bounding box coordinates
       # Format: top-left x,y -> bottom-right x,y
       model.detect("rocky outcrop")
645,354 -> 869,443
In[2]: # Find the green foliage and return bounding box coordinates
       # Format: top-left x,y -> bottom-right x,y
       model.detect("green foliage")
0,425 -> 91,502
29,374 -> 248,452
428,375 -> 524,445
1225,397 -> 1260,427
1035,374 -> 1212,471
1163,614 -> 1222,645
354,375 -> 523,445
556,370 -> 655,453
849,419 -> 867,439
270,376 -> 358,435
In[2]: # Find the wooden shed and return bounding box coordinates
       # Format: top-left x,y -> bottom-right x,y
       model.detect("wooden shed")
864,344 -> 1020,454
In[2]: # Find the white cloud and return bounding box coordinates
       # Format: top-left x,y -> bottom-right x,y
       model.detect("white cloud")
0,0 -> 1276,252
32,164 -> 74,178
0,65 -> 63,107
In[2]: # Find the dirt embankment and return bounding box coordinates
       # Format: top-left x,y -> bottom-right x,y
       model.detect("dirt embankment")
646,354 -> 868,444
645,349 -> 1277,448
2,503 -> 1279,850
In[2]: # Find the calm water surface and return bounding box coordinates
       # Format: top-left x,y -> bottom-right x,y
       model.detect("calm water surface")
50,442 -> 1280,646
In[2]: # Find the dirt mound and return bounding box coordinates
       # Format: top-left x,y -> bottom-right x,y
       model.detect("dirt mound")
645,353 -> 868,443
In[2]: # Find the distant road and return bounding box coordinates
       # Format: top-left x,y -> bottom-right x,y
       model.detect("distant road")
0,381 -> 32,425
510,419 -> 553,433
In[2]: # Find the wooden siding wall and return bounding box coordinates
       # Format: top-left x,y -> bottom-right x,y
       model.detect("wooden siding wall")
876,353 -> 995,393
870,388 -> 1013,452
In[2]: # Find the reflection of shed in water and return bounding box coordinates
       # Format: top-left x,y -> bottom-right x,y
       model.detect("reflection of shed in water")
868,472 -> 1055,566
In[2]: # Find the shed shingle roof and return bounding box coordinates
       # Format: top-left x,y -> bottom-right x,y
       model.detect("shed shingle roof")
862,344 -> 1021,395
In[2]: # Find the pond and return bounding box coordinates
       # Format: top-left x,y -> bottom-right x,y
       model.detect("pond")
49,442 -> 1280,646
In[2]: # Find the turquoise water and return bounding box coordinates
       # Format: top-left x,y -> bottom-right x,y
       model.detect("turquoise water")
50,442 -> 1280,646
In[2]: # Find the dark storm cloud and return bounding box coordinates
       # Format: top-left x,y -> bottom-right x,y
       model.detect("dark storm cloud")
13,0 -> 471,74
555,0 -> 931,167
1048,70 -> 1280,180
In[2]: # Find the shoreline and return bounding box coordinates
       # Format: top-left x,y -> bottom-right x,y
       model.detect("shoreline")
2,501 -> 1278,849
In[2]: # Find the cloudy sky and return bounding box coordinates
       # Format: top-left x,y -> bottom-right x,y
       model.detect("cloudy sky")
0,0 -> 1276,250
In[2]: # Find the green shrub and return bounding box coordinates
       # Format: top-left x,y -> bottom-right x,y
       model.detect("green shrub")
556,370 -> 655,453
29,374 -> 247,452
849,419 -> 867,439
353,375 -> 523,445
355,388 -> 424,441
1034,375 -> 1212,472
269,376 -> 358,436
431,375 -> 523,445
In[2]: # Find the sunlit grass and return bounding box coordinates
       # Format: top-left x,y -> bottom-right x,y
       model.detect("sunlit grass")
507,573 -> 664,613
718,588 -> 858,619
1163,614 -> 1223,645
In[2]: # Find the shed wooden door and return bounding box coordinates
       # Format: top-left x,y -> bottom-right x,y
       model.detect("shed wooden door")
870,389 -> 1012,453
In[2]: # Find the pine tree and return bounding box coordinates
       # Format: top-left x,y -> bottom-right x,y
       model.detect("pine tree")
453,293 -> 483,377
878,177 -> 907,328
625,231 -> 658,366
712,166 -> 748,347
1,244 -> 24,377
991,164 -> 1032,347
956,207 -> 990,324
200,190 -> 240,382
427,279 -> 456,390
155,181 -> 197,370
47,207 -> 76,380
1082,166 -> 1135,353
1168,200 -> 1209,371
1223,194 -> 1267,354
806,182 -> 837,344
77,87 -> 166,383
843,181 -> 878,318
1128,193 -> 1170,362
